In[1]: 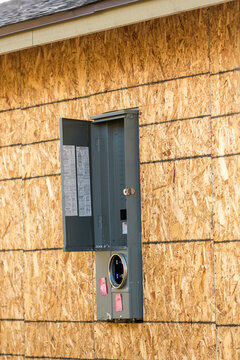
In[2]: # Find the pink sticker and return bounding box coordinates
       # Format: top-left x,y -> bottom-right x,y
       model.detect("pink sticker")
100,277 -> 108,295
115,294 -> 123,312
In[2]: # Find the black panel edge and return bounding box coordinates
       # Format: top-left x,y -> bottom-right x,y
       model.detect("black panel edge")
60,118 -> 67,253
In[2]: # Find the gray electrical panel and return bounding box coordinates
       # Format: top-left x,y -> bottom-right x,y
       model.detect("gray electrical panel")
60,109 -> 142,321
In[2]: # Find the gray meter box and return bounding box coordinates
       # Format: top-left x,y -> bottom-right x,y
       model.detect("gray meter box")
60,109 -> 142,321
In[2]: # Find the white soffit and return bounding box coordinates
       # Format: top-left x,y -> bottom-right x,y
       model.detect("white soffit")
0,0 -> 231,54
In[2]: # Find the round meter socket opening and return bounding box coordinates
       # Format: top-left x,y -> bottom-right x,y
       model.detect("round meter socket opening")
108,253 -> 127,289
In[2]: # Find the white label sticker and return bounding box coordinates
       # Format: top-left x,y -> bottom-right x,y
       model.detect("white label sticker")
63,145 -> 78,216
76,146 -> 92,217
122,222 -> 127,235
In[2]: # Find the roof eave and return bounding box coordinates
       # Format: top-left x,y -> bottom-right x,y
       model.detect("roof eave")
0,0 -> 231,55
0,0 -> 140,37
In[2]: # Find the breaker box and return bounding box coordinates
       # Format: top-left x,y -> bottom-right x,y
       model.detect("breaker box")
60,109 -> 142,321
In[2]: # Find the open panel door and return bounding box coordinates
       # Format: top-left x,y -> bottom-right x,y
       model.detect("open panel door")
60,118 -> 94,251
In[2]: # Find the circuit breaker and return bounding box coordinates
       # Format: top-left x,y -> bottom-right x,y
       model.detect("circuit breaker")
60,109 -> 142,321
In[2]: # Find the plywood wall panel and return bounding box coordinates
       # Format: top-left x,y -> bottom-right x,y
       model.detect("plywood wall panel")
0,110 -> 21,147
0,357 -> 24,360
213,155 -> 240,241
87,9 -> 208,94
0,53 -> 21,111
0,180 -> 22,250
25,322 -> 94,358
139,74 -> 210,123
94,322 -> 216,360
22,141 -> 60,178
134,8 -> 208,82
0,146 -> 21,180
0,321 -> 24,354
88,87 -> 140,117
0,251 -> 23,319
215,242 -> 240,324
141,158 -> 212,242
20,37 -> 89,108
212,114 -> 240,157
139,117 -> 210,163
23,176 -> 62,250
22,99 -> 90,144
217,327 -> 240,360
210,1 -> 240,73
142,242 -> 214,322
211,71 -> 240,116
24,250 -> 93,321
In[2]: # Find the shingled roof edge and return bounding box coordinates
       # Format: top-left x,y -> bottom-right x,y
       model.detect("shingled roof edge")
0,0 -> 141,37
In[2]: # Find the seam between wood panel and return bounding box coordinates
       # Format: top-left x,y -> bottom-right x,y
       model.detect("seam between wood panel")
21,138 -> 60,146
212,111 -> 240,119
20,71 -> 209,111
22,173 -> 61,181
1,111 -> 239,150
0,318 -> 239,326
142,239 -> 213,244
139,114 -> 211,127
140,154 -> 211,164
212,152 -> 240,159
0,107 -> 21,114
0,68 -> 238,115
2,239 -> 240,253
214,239 -> 240,244
0,138 -> 59,149
0,319 -> 24,321
210,67 -> 240,76
207,8 -> 218,360
20,63 -> 26,360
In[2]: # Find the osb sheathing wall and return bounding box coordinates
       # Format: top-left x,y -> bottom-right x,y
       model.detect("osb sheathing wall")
0,1 -> 239,359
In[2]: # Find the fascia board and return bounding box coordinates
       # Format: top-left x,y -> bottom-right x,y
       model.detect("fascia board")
0,0 -> 231,55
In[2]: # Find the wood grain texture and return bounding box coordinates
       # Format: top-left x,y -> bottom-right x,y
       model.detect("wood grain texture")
94,322 -> 216,360
88,86 -> 140,117
89,74 -> 210,118
22,141 -> 60,178
0,146 -> 21,180
143,242 -> 215,322
139,117 -> 210,162
88,8 -> 208,94
0,53 -> 21,111
0,110 -> 21,147
0,357 -> 24,360
211,71 -> 240,116
1,3 -> 239,357
210,1 -> 240,73
139,74 -> 210,122
25,322 -> 94,358
23,176 -> 62,250
22,99 -> 90,144
217,327 -> 240,360
20,37 -> 89,108
0,251 -> 23,319
141,158 -> 212,242
212,114 -> 240,157
0,321 -> 24,354
24,250 -> 93,321
213,155 -> 240,241
0,180 -> 22,250
215,242 -> 240,324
